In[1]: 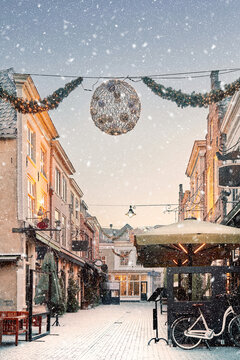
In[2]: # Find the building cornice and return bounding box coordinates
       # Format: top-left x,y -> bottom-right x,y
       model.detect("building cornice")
52,140 -> 76,175
14,73 -> 59,140
221,91 -> 240,134
186,140 -> 206,177
69,178 -> 84,197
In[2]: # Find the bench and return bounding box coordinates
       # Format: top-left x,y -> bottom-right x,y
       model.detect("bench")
0,311 -> 42,346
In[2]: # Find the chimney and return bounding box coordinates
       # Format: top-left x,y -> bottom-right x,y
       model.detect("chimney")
179,184 -> 183,198
210,70 -> 220,90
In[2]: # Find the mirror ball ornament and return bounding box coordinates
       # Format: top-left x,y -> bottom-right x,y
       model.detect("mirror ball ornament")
90,80 -> 141,135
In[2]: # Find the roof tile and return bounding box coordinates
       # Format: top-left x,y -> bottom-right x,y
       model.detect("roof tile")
0,68 -> 17,138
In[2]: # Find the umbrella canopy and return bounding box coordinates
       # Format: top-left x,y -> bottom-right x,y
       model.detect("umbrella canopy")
135,219 -> 240,267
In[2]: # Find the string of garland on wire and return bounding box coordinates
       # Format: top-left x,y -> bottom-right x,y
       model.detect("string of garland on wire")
0,76 -> 83,114
112,249 -> 132,258
1,71 -> 240,114
141,76 -> 240,108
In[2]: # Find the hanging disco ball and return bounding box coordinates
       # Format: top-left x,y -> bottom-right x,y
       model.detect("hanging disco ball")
90,80 -> 141,135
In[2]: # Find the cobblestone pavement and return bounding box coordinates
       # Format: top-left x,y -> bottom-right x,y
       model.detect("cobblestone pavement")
0,302 -> 240,360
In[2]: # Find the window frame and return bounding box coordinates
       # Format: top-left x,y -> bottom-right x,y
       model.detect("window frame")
120,251 -> 130,266
54,209 -> 61,242
27,177 -> 36,219
27,126 -> 36,163
61,214 -> 67,247
40,146 -> 47,178
55,168 -> 61,196
62,176 -> 67,202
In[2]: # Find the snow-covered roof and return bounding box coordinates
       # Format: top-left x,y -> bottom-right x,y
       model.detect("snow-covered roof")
0,68 -> 17,138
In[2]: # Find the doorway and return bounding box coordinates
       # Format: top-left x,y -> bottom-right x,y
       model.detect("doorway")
141,281 -> 147,301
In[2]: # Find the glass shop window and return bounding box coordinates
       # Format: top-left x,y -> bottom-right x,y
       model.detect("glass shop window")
174,273 -> 213,301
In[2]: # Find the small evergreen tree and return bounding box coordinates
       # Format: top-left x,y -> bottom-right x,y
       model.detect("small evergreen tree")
67,277 -> 80,312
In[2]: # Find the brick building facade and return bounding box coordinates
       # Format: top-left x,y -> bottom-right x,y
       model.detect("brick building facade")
0,68 -> 102,311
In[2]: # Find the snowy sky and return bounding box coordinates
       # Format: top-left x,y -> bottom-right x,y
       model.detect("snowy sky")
1,0 -> 240,228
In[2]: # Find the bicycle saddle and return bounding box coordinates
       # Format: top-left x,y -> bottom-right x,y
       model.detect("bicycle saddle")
192,303 -> 203,307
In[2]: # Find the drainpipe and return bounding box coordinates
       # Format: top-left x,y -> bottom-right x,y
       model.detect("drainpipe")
49,141 -> 54,238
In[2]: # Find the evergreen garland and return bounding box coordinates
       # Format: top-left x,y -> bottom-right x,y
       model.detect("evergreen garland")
2,71 -> 240,114
0,76 -> 83,114
142,76 -> 240,108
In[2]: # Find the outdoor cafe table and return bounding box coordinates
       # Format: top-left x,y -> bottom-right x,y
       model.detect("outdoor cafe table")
0,314 -> 28,346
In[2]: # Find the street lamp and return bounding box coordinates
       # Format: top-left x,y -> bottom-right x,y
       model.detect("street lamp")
125,205 -> 136,218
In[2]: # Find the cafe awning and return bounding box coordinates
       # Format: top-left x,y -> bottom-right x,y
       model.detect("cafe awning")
135,219 -> 240,267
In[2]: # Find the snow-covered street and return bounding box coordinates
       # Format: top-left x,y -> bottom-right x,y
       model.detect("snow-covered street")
0,302 -> 239,360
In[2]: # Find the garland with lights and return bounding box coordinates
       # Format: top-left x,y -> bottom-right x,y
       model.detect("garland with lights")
112,249 -> 132,258
141,76 -> 240,108
1,71 -> 240,114
0,76 -> 83,114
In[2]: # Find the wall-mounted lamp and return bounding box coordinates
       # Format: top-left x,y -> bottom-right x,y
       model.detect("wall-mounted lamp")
125,205 -> 136,218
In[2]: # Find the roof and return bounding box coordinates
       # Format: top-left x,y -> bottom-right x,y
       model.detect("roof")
0,68 -> 17,138
100,224 -> 133,243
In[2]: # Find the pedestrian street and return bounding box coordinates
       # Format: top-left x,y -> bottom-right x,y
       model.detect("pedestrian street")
0,303 -> 239,360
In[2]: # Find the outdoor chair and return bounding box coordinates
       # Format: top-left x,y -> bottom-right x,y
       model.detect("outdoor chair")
0,311 -> 42,345
0,313 -> 28,346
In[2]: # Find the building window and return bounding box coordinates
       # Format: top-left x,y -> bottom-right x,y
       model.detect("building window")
62,176 -> 67,202
114,274 -> 127,296
27,126 -> 36,162
195,173 -> 198,193
40,191 -> 47,212
70,192 -> 74,214
40,147 -> 47,177
75,199 -> 79,219
88,236 -> 92,260
114,274 -> 140,297
62,214 -> 67,247
128,274 -> 140,296
27,178 -> 36,219
55,168 -> 61,196
55,209 -> 61,242
120,251 -> 129,266
101,256 -> 106,264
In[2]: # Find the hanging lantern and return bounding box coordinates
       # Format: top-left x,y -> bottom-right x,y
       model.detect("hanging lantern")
90,80 -> 141,135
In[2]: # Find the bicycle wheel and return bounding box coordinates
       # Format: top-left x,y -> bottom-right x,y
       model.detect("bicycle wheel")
172,317 -> 202,350
229,315 -> 240,347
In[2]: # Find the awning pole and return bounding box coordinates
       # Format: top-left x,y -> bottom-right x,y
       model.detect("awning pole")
188,245 -> 193,301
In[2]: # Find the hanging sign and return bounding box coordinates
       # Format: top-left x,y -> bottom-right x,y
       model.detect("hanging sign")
219,164 -> 240,188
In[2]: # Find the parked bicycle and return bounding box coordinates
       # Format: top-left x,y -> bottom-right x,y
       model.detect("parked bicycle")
171,292 -> 240,350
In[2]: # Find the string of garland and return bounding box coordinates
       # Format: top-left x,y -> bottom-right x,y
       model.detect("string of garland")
0,76 -> 83,114
141,76 -> 240,108
112,249 -> 132,258
2,72 -> 240,113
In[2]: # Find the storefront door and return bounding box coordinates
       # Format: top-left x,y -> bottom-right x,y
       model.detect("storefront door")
141,281 -> 147,301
